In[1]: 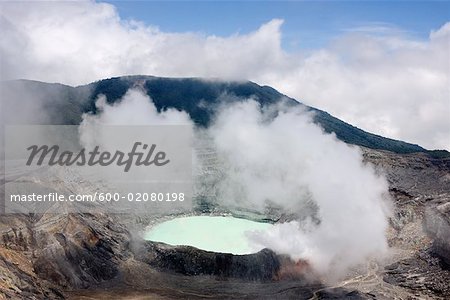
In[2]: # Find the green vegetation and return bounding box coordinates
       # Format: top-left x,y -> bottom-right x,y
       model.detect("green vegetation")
3,76 -> 449,157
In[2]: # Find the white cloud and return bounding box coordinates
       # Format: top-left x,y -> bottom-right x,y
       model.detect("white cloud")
0,1 -> 449,149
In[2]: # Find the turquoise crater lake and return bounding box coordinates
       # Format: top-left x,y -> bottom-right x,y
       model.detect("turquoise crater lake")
144,216 -> 273,255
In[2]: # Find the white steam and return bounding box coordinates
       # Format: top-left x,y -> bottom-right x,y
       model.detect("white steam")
80,88 -> 192,127
77,89 -> 195,215
77,88 -> 391,279
79,87 -> 194,166
79,88 -> 193,148
207,100 -> 391,279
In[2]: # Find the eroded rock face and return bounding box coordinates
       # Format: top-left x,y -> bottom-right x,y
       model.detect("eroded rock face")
133,241 -> 280,281
384,250 -> 450,298
424,200 -> 450,266
0,212 -> 132,298
362,148 -> 450,196
0,246 -> 64,299
363,148 -> 450,265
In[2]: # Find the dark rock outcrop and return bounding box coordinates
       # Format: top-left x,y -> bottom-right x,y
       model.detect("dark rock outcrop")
134,241 -> 280,281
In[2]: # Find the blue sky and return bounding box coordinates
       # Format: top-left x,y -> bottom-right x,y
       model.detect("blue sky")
1,1 -> 448,148
106,1 -> 450,50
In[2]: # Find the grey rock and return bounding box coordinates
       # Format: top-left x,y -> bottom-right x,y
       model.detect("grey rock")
424,200 -> 450,266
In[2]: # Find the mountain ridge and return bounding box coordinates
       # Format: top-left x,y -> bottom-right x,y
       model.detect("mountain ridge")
2,76 -> 448,157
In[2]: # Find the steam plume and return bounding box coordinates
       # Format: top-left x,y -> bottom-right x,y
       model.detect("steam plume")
207,100 -> 391,279
77,88 -> 392,279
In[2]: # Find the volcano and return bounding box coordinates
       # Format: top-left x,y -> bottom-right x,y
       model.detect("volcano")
1,76 -> 449,299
